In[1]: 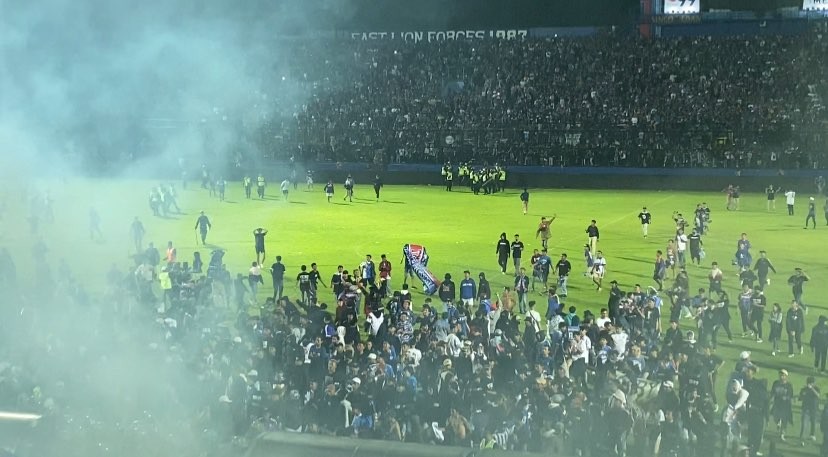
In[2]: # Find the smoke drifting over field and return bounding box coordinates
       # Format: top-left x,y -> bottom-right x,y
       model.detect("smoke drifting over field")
0,1 -> 341,456
0,0 -> 340,179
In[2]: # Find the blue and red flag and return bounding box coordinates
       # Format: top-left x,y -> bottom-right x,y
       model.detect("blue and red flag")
403,244 -> 439,295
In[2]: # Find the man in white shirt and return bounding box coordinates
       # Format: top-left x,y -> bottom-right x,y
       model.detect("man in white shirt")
591,251 -> 607,291
596,308 -> 612,329
785,189 -> 796,216
676,229 -> 688,267
525,301 -> 542,335
570,331 -> 591,384
446,325 -> 462,357
280,179 -> 290,200
401,343 -> 422,367
610,326 -> 629,358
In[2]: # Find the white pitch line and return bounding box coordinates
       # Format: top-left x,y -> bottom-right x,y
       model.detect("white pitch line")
553,194 -> 676,250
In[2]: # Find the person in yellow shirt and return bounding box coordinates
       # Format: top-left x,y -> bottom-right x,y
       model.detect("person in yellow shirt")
158,266 -> 173,310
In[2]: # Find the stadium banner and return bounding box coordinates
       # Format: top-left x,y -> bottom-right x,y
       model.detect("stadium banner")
349,29 -> 528,43
403,244 -> 439,295
802,0 -> 828,10
663,0 -> 700,14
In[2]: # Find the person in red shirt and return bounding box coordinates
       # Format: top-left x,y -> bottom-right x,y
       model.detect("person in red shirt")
379,254 -> 392,296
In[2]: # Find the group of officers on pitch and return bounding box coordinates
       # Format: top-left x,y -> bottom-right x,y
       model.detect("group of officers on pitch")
441,163 -> 507,194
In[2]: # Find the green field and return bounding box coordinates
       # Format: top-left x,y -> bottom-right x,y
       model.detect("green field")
2,180 -> 827,455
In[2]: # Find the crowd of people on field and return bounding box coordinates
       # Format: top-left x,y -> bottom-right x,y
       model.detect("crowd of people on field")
5,183 -> 828,457
251,31 -> 828,168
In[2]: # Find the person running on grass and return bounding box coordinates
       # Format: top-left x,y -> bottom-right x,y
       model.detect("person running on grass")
324,180 -> 334,203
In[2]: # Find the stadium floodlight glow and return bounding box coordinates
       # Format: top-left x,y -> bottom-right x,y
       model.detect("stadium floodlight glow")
803,0 -> 828,11
0,411 -> 42,422
663,0 -> 700,14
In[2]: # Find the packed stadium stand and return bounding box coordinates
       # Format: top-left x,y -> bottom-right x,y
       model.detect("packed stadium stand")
255,32 -> 828,168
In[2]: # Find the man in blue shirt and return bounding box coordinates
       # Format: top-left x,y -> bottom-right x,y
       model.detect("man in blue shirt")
459,270 -> 476,309
533,249 -> 552,293
360,254 -> 376,286
351,405 -> 374,437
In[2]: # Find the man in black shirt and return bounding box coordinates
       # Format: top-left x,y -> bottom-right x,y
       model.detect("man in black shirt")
607,279 -> 623,323
688,229 -> 703,265
637,207 -> 651,238
331,265 -> 344,301
787,268 -> 810,313
439,273 -> 455,311
131,217 -> 145,253
373,175 -> 383,201
510,234 -> 524,275
270,256 -> 286,299
297,265 -> 312,304
253,228 -> 268,264
554,253 -> 572,297
811,316 -> 828,372
194,211 -> 212,245
585,220 -> 600,256
753,250 -> 776,291
520,188 -> 529,215
742,366 -> 768,456
309,263 -> 326,305
144,242 -> 161,267
496,232 -> 510,274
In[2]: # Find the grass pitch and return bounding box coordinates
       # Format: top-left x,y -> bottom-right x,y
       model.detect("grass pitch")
1,180 -> 826,455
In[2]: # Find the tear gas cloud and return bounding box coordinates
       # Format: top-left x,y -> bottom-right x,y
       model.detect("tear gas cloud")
0,1 -> 343,456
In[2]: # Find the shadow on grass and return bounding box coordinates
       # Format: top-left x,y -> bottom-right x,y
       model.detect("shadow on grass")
614,255 -> 652,264
383,200 -> 406,204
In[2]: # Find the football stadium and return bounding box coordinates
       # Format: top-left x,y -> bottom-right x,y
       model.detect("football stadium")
1,2 -> 828,457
